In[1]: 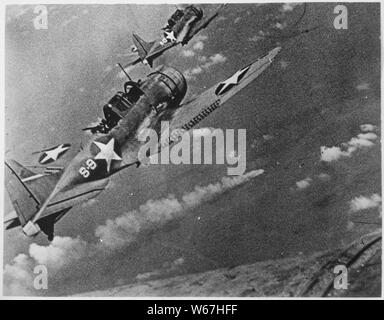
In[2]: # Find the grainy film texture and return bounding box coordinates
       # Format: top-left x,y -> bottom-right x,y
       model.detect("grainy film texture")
3,3 -> 381,297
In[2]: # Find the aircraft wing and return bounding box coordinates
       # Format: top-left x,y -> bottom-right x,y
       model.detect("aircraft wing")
186,4 -> 226,42
124,42 -> 176,68
168,47 -> 281,136
146,41 -> 178,60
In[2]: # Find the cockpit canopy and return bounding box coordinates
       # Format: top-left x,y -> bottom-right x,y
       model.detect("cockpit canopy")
103,81 -> 144,127
185,5 -> 203,19
167,9 -> 184,28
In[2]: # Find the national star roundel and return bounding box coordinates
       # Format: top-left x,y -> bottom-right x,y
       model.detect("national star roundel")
91,138 -> 122,173
38,143 -> 71,164
214,65 -> 251,96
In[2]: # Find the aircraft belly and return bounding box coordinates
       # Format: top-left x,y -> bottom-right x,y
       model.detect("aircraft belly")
43,178 -> 109,216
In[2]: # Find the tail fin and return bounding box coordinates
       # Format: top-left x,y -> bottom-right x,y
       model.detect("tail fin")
4,160 -> 59,226
132,33 -> 155,59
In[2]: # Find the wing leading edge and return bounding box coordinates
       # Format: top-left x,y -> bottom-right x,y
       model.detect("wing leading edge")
169,47 -> 281,135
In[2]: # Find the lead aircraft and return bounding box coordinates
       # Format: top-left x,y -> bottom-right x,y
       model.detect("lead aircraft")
4,47 -> 281,241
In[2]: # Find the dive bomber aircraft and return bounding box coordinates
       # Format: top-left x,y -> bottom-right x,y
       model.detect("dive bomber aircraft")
127,4 -> 226,67
4,47 -> 281,241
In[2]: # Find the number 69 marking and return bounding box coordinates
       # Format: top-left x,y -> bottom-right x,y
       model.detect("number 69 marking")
79,159 -> 97,178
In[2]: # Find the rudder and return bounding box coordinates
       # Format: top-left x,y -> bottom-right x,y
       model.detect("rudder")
132,33 -> 154,59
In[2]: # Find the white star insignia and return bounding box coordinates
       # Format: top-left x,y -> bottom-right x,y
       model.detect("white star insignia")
93,138 -> 122,172
164,30 -> 177,43
215,66 -> 250,96
39,144 -> 70,164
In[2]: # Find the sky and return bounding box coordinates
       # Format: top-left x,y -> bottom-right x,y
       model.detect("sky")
3,3 -> 381,296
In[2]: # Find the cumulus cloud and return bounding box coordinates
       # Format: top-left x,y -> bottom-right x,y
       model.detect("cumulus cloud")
3,254 -> 35,296
29,236 -> 88,270
96,170 -> 263,249
181,35 -> 206,59
207,53 -> 227,65
320,127 -> 378,162
184,53 -> 227,79
360,124 -> 377,132
296,177 -> 312,190
350,194 -> 382,213
5,170 -> 264,296
262,134 -> 274,141
275,22 -> 287,30
192,41 -> 204,51
4,236 -> 89,296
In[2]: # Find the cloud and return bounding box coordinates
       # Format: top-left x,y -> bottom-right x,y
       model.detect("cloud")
263,134 -> 274,141
275,22 -> 287,30
96,170 -> 263,249
184,53 -> 227,79
3,236 -> 89,296
296,177 -> 312,190
29,237 -> 88,271
208,53 -> 227,65
3,254 -> 35,296
280,3 -> 302,13
350,194 -> 382,213
182,49 -> 195,57
320,127 -> 378,162
4,171 -> 263,296
192,41 -> 204,51
360,124 -> 377,132
320,146 -> 350,162
356,82 -> 370,91
180,35 -> 206,59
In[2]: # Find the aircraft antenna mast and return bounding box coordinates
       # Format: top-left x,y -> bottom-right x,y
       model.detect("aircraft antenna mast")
117,63 -> 132,81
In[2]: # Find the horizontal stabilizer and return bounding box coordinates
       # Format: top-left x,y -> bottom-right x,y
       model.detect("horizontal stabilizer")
5,160 -> 60,226
4,210 -> 20,229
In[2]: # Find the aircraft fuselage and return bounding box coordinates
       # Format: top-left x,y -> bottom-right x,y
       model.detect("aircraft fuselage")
54,66 -> 187,193
162,6 -> 203,45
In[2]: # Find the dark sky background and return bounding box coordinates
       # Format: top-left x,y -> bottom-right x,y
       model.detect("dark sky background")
3,3 -> 381,296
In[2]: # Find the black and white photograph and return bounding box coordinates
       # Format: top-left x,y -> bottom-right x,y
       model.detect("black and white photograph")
2,1 -> 382,299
